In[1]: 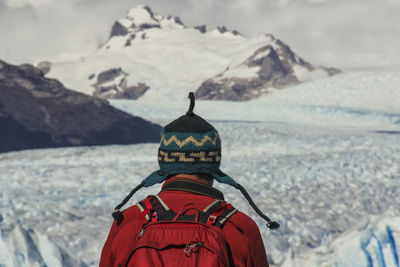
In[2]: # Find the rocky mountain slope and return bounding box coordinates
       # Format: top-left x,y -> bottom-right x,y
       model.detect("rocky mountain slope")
0,59 -> 161,153
48,5 -> 339,102
195,35 -> 340,101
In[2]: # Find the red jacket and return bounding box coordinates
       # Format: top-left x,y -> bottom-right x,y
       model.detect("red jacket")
100,176 -> 269,267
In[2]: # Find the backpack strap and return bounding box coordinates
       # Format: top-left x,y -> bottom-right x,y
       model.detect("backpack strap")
135,201 -> 150,221
136,197 -> 157,222
151,195 -> 170,212
137,195 -> 173,222
203,199 -> 224,212
203,200 -> 238,228
137,195 -> 237,227
213,207 -> 238,227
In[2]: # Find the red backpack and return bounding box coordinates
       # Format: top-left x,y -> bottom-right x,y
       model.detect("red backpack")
125,195 -> 238,267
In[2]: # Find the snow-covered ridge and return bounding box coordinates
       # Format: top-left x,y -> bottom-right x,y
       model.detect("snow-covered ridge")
47,5 -> 338,101
108,5 -> 185,43
195,35 -> 339,101
104,5 -> 241,52
108,5 -> 241,39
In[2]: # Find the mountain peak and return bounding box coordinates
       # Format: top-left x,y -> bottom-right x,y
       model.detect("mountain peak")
108,5 -> 185,40
125,5 -> 159,26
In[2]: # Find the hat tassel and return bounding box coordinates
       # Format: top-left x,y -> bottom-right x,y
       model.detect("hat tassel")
112,181 -> 144,225
236,184 -> 280,230
186,92 -> 195,116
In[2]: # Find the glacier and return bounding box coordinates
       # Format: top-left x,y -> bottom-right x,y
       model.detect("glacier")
1,69 -> 400,266
0,225 -> 86,267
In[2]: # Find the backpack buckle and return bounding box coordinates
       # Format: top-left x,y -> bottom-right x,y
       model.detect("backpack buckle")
207,215 -> 217,225
184,242 -> 203,257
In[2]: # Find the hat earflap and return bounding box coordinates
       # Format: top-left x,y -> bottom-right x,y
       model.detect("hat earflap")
212,171 -> 280,230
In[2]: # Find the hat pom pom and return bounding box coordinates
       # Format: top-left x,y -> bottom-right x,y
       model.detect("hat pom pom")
267,221 -> 280,230
112,210 -> 124,225
186,92 -> 195,116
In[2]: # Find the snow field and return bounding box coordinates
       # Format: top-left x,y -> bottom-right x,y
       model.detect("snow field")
0,117 -> 399,265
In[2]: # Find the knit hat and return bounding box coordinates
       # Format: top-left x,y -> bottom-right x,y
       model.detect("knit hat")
112,92 -> 279,230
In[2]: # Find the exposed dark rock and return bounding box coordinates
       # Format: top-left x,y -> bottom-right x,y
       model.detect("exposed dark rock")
107,6 -> 160,42
143,5 -> 157,21
195,78 -> 265,101
88,73 -> 95,80
141,33 -> 147,40
322,67 -> 342,76
195,37 -> 339,101
173,16 -> 184,26
274,39 -> 314,72
217,26 -> 228,34
97,68 -> 123,84
110,21 -> 129,38
139,23 -> 160,30
96,85 -> 119,96
247,45 -> 295,83
0,59 -> 161,153
124,34 -> 136,47
215,26 -> 241,36
195,44 -> 298,101
19,64 -> 43,77
194,25 -> 207,34
93,68 -> 125,98
36,61 -> 52,76
113,82 -> 149,99
232,30 -> 241,36
92,68 -> 150,100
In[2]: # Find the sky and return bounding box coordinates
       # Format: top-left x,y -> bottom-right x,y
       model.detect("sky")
0,0 -> 399,69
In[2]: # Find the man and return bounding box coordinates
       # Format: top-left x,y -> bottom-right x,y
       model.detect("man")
100,93 -> 278,266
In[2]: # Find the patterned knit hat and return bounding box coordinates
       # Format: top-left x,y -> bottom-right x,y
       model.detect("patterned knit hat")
136,92 -> 238,187
157,106 -> 222,178
112,93 -> 279,230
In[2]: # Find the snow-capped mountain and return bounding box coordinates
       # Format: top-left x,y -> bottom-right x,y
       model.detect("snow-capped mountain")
47,5 -> 339,101
195,35 -> 340,101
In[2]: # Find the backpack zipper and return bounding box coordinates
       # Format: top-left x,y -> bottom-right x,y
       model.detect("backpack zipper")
184,242 -> 203,257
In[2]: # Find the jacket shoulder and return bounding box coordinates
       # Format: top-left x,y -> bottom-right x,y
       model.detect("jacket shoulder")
223,210 -> 269,266
229,210 -> 261,231
224,209 -> 265,244
122,203 -> 142,221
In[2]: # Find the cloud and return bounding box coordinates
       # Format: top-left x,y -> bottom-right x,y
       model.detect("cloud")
0,0 -> 124,63
1,0 -> 80,8
0,0 -> 399,68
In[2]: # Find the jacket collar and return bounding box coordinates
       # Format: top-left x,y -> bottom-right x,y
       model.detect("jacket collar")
161,176 -> 224,200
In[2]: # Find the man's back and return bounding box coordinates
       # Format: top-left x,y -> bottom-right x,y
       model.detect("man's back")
100,177 -> 269,267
